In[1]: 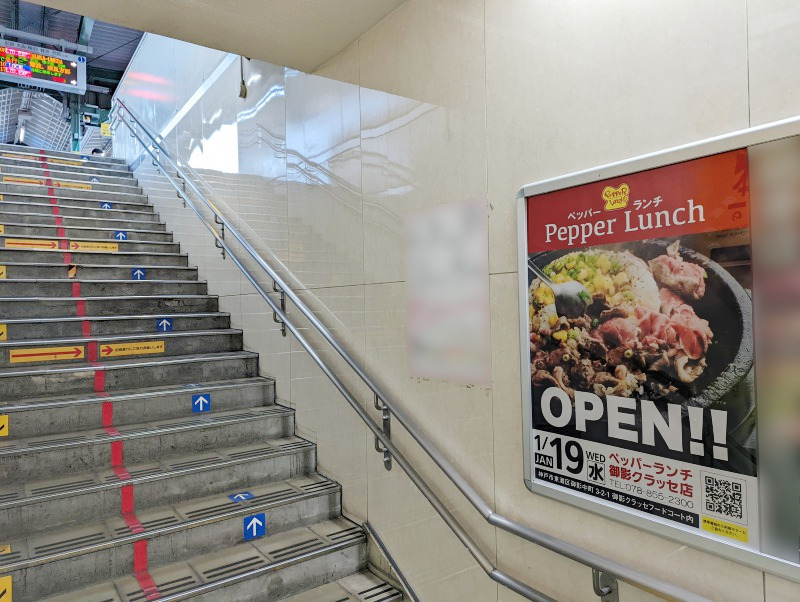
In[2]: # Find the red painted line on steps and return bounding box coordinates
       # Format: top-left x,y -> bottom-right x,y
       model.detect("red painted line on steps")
42,169 -> 50,177
57,227 -> 66,238
45,178 -> 53,188
59,239 -> 68,250
82,320 -> 92,337
110,439 -> 123,466
76,299 -> 86,317
54,216 -> 63,226
63,251 -> 72,264
87,341 -> 98,362
94,367 -> 105,392
71,282 -> 81,297
102,400 -> 113,427
134,541 -> 162,600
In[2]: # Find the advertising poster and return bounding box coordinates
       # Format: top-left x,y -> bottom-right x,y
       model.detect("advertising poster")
523,149 -> 760,549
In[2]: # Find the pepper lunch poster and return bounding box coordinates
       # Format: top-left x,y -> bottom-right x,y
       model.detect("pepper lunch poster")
526,149 -> 760,549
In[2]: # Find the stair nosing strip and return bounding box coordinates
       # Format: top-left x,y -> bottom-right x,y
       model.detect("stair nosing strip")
0,328 -> 242,347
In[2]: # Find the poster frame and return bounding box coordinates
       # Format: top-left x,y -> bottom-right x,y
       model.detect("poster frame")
516,113 -> 800,582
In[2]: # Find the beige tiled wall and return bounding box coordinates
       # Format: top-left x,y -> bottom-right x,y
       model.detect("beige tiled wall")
116,1 -> 800,599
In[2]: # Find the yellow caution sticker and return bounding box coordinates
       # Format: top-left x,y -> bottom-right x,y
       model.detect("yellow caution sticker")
0,545 -> 9,555
50,158 -> 84,167
0,266 -> 5,279
2,151 -> 28,160
10,346 -> 85,364
67,264 -> 77,279
101,122 -> 112,137
0,415 -> 7,437
3,176 -> 44,185
100,341 -> 165,358
0,574 -> 11,600
54,181 -> 92,190
68,240 -> 118,252
0,225 -> 4,234
0,194 -> 4,201
701,517 -> 748,543
0,324 -> 6,341
3,238 -> 58,250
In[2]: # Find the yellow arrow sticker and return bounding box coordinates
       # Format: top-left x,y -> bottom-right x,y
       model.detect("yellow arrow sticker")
3,238 -> 58,250
3,176 -> 44,185
2,151 -> 28,160
0,325 -> 6,341
54,181 -> 92,190
0,416 -> 7,437
0,574 -> 11,600
68,240 -> 119,252
0,266 -> 5,279
50,158 -> 84,167
10,346 -> 85,364
0,225 -> 4,234
100,341 -> 165,358
0,545 -> 10,555
0,194 -> 4,201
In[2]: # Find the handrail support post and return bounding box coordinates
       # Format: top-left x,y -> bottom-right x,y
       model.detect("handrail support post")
373,394 -> 392,470
592,569 -> 618,602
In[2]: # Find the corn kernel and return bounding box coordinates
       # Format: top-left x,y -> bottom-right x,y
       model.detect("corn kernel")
552,330 -> 568,341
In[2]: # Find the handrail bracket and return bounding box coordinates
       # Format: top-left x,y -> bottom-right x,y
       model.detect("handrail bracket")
272,281 -> 287,336
592,569 -> 619,602
373,394 -> 392,471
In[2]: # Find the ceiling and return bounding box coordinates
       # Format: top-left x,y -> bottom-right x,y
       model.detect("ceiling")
27,0 -> 406,73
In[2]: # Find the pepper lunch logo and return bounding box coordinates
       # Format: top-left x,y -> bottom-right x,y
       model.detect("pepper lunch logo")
602,183 -> 630,211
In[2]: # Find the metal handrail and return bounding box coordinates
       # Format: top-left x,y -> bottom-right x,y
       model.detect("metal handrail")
112,98 -> 708,602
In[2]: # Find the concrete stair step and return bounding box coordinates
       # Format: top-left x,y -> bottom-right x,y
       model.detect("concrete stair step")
0,233 -> 177,253
1,191 -> 152,209
280,571 -> 403,601
0,262 -> 196,281
0,164 -> 137,186
0,377 -> 272,438
0,248 -> 187,266
1,474 -> 342,601
0,200 -> 158,221
0,209 -> 166,230
0,435 -> 316,542
0,179 -> 142,198
0,350 -> 259,400
0,328 -> 242,368
0,278 -> 206,297
1,311 -> 228,342
36,517 -> 364,602
0,221 -> 172,242
0,404 -> 293,482
0,294 -> 218,318
0,156 -> 133,178
0,144 -> 126,166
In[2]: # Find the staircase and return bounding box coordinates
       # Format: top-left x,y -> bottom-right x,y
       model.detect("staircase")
0,145 -> 402,602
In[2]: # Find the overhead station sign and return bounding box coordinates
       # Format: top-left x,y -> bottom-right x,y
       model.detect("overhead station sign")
0,40 -> 86,94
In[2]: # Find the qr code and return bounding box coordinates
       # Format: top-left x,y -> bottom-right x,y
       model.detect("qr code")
704,475 -> 743,519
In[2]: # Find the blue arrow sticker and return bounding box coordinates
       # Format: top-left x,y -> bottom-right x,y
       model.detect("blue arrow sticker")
183,383 -> 203,389
243,513 -> 266,540
228,491 -> 254,502
131,268 -> 147,280
157,318 -> 173,332
114,231 -> 128,241
100,201 -> 113,209
80,155 -> 90,160
90,177 -> 100,183
192,393 -> 211,413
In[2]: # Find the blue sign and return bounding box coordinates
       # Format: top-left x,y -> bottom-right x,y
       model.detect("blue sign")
243,513 -> 266,540
114,231 -> 128,241
131,268 -> 146,280
90,177 -> 100,183
183,383 -> 202,389
100,201 -> 113,209
228,492 -> 254,502
80,155 -> 90,161
192,393 -> 211,413
157,318 -> 173,332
